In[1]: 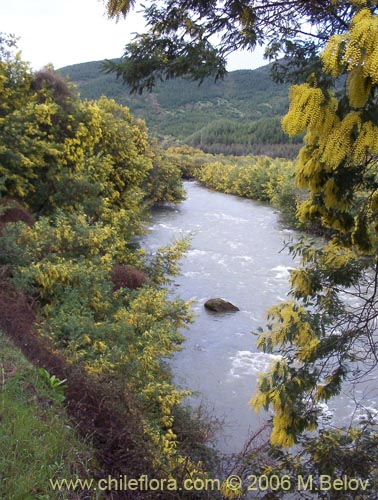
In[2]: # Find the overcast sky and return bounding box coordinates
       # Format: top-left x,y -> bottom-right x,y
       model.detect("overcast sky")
1,0 -> 266,71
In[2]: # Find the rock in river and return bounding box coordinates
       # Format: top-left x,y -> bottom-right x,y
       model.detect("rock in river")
204,298 -> 239,313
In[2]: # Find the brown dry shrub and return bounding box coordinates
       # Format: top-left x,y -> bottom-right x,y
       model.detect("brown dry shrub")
0,199 -> 34,231
111,264 -> 147,291
32,68 -> 76,109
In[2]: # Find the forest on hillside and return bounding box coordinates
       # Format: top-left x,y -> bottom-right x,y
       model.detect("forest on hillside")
59,61 -> 301,158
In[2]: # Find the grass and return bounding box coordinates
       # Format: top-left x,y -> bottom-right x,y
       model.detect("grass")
0,329 -> 102,500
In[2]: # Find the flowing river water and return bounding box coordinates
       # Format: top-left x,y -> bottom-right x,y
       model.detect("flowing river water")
142,181 -> 378,454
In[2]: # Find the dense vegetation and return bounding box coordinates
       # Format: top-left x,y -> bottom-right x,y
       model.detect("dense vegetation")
0,35 -> 218,499
59,61 -> 301,158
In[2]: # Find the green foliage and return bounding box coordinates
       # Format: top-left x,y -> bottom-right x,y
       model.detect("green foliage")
104,35 -> 227,94
143,147 -> 186,204
187,117 -> 302,159
0,72 -> 152,217
105,0 -> 135,20
282,8 -> 378,254
1,59 -> 184,214
130,1 -> 378,481
164,145 -> 207,179
0,33 -> 32,117
232,424 -> 378,499
38,368 -> 67,403
147,237 -> 191,285
5,207 -> 208,485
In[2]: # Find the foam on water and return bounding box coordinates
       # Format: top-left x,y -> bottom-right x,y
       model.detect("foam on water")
182,270 -> 211,278
318,402 -> 335,422
276,295 -> 289,302
205,212 -> 249,223
229,350 -> 281,379
271,265 -> 295,280
227,241 -> 243,250
232,255 -> 254,263
187,249 -> 210,258
357,406 -> 378,423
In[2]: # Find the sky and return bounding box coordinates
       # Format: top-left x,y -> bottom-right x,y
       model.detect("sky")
1,0 -> 266,71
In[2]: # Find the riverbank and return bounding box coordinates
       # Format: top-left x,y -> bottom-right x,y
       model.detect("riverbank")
164,146 -> 329,236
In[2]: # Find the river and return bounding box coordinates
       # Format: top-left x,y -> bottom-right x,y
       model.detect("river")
142,181 -> 298,453
142,181 -> 378,454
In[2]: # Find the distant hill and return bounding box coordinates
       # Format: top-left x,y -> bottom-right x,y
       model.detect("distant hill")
58,60 -> 301,158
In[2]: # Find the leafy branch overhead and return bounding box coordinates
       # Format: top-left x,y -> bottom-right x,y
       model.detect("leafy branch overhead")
103,0 -> 377,92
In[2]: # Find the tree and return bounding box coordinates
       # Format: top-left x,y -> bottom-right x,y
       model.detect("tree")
0,33 -> 31,116
102,0 -> 378,93
252,6 -> 378,449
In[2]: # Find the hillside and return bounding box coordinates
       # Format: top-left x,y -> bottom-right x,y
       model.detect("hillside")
59,60 -> 301,158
